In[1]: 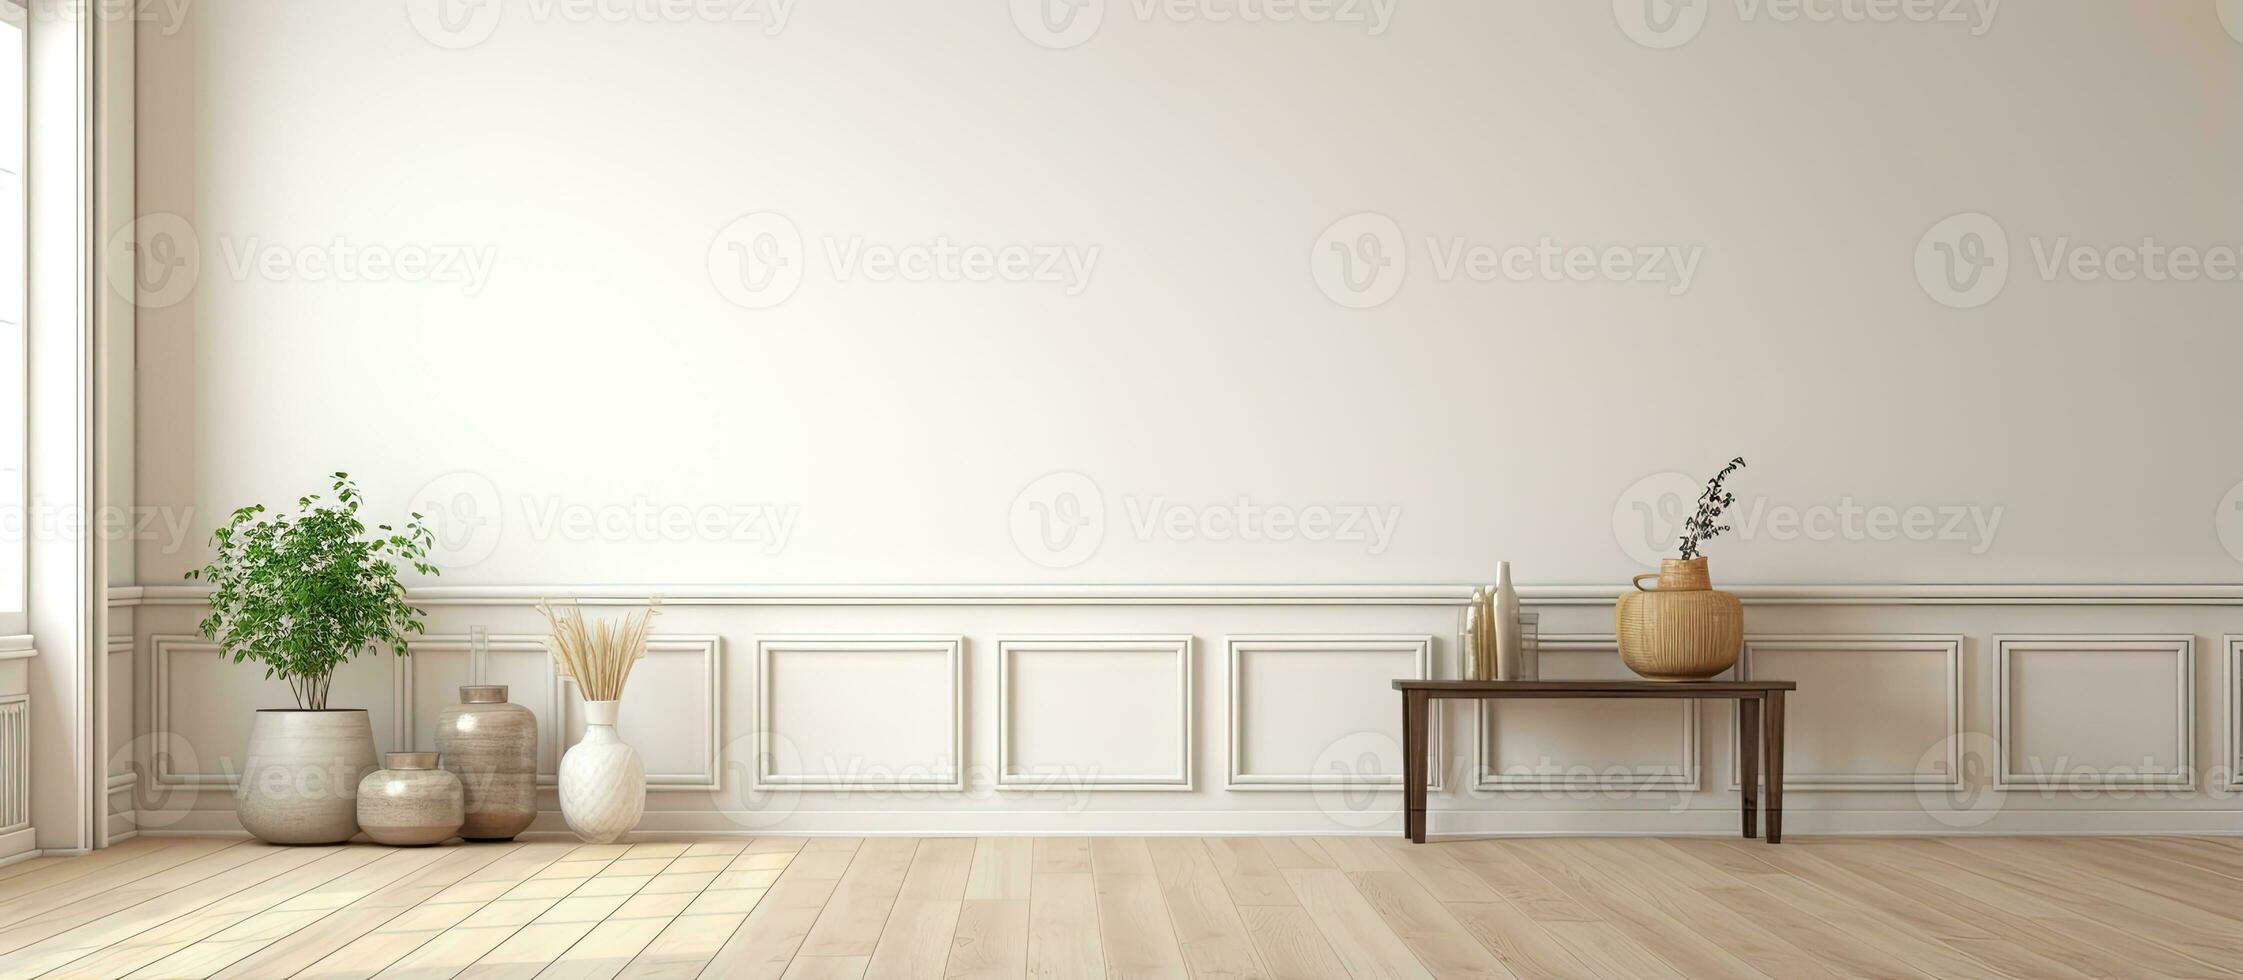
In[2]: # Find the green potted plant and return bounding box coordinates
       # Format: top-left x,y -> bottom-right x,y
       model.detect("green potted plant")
187,473 -> 438,843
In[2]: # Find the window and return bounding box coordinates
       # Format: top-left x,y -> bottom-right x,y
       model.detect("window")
0,1 -> 23,623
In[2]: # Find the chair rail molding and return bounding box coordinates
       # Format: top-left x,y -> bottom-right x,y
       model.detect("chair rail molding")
109,582 -> 2243,607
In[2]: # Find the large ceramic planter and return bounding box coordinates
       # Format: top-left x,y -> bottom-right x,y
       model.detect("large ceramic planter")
356,752 -> 465,846
558,700 -> 644,844
237,709 -> 379,844
437,685 -> 538,841
1615,557 -> 1743,681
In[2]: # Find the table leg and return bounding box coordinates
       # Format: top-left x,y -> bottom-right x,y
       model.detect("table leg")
1739,695 -> 1758,839
1763,690 -> 1785,844
1403,691 -> 1430,844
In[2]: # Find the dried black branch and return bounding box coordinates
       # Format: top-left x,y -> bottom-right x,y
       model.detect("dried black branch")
1677,456 -> 1747,560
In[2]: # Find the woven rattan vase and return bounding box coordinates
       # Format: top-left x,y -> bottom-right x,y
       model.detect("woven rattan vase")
1615,557 -> 1742,681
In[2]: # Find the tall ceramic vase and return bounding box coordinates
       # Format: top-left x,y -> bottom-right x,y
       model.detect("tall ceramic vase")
1615,557 -> 1743,681
558,700 -> 644,844
437,685 -> 538,841
237,709 -> 379,844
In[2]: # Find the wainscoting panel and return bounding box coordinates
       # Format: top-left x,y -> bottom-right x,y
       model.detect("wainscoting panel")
1737,635 -> 1963,790
1476,635 -> 1696,790
402,633 -> 550,755
997,636 -> 1192,789
106,633 -> 134,841
559,636 -> 722,790
756,635 -> 965,790
110,586 -> 2243,836
1227,634 -> 1434,791
151,635 -> 400,786
2229,635 -> 2243,790
1996,634 -> 2194,789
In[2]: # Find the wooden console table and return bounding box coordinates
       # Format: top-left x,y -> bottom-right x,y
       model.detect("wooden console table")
1391,680 -> 1797,844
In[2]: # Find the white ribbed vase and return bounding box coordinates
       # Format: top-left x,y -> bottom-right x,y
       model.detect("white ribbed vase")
558,700 -> 645,844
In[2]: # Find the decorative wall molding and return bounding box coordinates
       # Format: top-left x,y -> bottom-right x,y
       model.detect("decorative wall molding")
1226,634 -> 1435,791
150,635 -> 232,786
2226,636 -> 2243,791
105,635 -> 132,783
1736,635 -> 1964,791
996,636 -> 1192,790
554,636 -> 723,792
755,635 -> 965,790
1475,634 -> 1697,791
1995,634 -> 2194,790
399,633 -> 552,755
118,583 -> 2243,836
114,582 -> 2243,608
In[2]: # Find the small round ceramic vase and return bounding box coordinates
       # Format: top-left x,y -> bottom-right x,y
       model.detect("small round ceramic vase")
558,700 -> 644,844
237,709 -> 379,845
356,752 -> 465,846
437,685 -> 539,841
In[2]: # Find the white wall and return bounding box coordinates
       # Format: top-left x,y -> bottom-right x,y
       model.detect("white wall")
132,2 -> 2243,588
116,3 -> 2243,837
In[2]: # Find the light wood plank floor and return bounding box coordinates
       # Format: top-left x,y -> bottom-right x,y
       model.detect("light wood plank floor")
0,835 -> 2238,978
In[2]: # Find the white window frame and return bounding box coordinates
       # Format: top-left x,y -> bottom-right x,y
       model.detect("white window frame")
0,0 -> 27,638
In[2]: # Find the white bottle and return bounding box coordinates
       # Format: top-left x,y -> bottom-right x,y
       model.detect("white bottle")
1462,591 -> 1484,680
1494,561 -> 1530,680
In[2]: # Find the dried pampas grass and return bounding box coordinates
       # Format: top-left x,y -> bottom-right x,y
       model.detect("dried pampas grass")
538,599 -> 660,702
